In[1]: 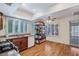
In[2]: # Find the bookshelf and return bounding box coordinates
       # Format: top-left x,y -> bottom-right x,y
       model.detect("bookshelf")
35,20 -> 46,44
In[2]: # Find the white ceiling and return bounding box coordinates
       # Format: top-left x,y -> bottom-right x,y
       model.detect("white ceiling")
36,3 -> 79,20
20,3 -> 57,14
0,3 -> 79,21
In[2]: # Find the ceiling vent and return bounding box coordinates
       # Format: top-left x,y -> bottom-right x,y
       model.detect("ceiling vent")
73,11 -> 79,15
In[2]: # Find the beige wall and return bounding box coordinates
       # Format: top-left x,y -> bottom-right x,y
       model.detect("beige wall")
1,9 -> 79,44
46,15 -> 79,45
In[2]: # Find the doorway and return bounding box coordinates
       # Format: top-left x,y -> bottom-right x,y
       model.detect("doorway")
70,21 -> 79,47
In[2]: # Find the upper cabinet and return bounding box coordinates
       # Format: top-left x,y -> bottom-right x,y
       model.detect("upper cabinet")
0,12 -> 3,30
6,17 -> 28,36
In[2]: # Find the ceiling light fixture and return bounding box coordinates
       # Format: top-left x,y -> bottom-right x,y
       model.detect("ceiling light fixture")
46,16 -> 56,24
32,9 -> 36,13
22,3 -> 26,7
46,16 -> 52,24
46,20 -> 51,23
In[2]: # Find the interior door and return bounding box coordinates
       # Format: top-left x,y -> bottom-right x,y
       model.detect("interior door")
70,22 -> 79,47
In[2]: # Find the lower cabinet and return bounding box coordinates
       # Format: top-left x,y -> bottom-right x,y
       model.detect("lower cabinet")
9,37 -> 28,52
28,36 -> 35,48
9,36 -> 35,52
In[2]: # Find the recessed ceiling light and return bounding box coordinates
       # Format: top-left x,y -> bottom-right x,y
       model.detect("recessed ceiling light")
32,9 -> 36,13
22,3 -> 26,7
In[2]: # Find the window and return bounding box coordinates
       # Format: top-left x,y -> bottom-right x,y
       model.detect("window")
55,24 -> 58,35
70,22 -> 79,46
20,20 -> 24,32
51,24 -> 58,36
7,19 -> 13,34
7,17 -> 28,35
14,20 -> 19,33
45,24 -> 58,36
25,22 -> 27,32
32,23 -> 36,35
71,23 -> 79,36
51,24 -> 54,35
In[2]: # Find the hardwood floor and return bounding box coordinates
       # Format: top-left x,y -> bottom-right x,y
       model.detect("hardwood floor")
20,41 -> 79,56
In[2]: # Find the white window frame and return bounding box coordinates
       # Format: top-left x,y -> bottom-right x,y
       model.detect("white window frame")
46,23 -> 59,36
6,17 -> 28,36
6,17 -> 15,36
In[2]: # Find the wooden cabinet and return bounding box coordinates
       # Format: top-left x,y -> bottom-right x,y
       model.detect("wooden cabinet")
9,37 -> 28,52
0,12 -> 3,30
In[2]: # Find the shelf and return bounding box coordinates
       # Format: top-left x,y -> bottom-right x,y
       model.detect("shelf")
35,20 -> 46,44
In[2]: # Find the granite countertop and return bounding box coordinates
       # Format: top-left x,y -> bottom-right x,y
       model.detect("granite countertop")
0,33 -> 34,41
6,33 -> 34,39
0,49 -> 20,56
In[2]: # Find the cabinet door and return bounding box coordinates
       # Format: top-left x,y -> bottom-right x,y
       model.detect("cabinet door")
19,37 -> 28,51
28,36 -> 35,48
20,39 -> 27,51
12,39 -> 21,51
10,37 -> 28,52
0,14 -> 3,30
